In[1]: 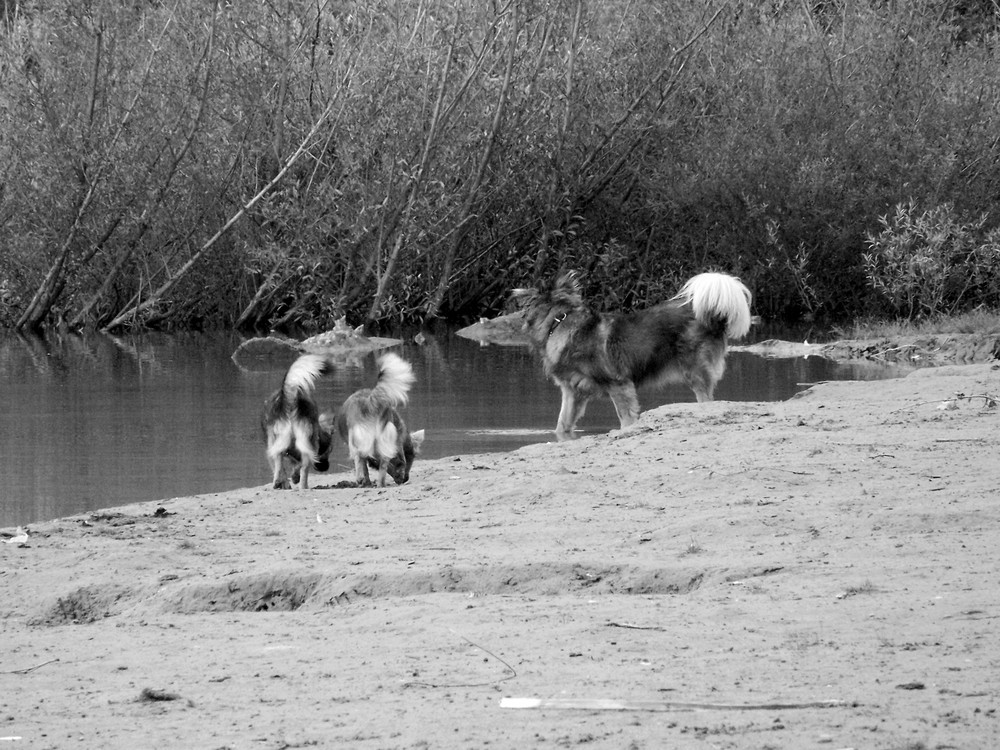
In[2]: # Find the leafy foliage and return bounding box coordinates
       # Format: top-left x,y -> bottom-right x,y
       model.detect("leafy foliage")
863,202 -> 1000,321
2,0 -> 1000,331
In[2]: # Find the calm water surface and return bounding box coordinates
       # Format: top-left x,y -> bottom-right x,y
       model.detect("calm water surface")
0,329 -> 901,527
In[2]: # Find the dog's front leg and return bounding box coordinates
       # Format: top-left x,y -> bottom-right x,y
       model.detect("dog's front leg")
555,384 -> 578,441
556,385 -> 590,440
298,463 -> 310,490
571,395 -> 590,432
608,382 -> 640,429
376,461 -> 389,488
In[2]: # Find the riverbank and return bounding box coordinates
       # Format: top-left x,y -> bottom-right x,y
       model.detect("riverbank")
2,358 -> 999,748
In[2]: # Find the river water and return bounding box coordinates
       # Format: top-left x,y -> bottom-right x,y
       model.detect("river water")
0,329 -> 901,527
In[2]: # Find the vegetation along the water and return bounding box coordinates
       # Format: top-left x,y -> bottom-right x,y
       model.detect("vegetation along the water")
3,0 -> 1000,333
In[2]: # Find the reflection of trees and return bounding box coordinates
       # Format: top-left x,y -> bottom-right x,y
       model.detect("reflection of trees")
0,330 -> 247,382
2,331 -> 137,380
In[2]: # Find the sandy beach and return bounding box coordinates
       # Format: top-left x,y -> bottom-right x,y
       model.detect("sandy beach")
2,356 -> 999,749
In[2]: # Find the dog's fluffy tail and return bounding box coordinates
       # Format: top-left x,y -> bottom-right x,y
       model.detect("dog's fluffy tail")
675,273 -> 752,339
267,354 -> 332,469
282,354 -> 332,407
371,352 -> 415,408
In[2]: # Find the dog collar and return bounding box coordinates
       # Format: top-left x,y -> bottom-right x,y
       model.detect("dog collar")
546,312 -> 567,339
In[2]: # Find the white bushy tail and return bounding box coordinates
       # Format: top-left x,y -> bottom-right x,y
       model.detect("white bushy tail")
373,352 -> 415,407
675,273 -> 752,339
268,353 -> 332,470
282,354 -> 331,404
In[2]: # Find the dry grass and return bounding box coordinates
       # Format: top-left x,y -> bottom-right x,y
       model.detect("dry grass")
837,580 -> 878,599
835,309 -> 1000,339
680,539 -> 705,556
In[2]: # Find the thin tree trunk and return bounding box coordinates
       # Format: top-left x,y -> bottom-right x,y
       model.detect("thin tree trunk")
579,4 -> 726,177
69,10 -> 222,330
101,98 -> 337,331
14,11 -> 176,332
532,0 -> 581,284
364,32 -> 455,323
363,5 -> 512,322
235,256 -> 287,329
15,184 -> 99,332
423,3 -> 518,320
533,2 -> 729,280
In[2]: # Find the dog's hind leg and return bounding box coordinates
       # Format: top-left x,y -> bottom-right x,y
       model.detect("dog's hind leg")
692,385 -> 713,402
270,457 -> 287,489
608,382 -> 640,429
353,456 -> 371,487
352,453 -> 372,487
268,448 -> 289,489
685,369 -> 716,402
687,347 -> 726,402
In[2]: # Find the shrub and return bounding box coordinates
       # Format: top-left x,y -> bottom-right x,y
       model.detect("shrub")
863,201 -> 1000,320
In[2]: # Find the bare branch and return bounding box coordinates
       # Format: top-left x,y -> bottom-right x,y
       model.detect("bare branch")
101,97 -> 338,331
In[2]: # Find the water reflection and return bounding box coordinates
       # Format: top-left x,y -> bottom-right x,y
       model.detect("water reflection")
0,329 -> 902,527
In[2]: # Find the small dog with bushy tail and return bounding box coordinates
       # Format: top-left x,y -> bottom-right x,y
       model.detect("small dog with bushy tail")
335,352 -> 424,487
261,354 -> 335,489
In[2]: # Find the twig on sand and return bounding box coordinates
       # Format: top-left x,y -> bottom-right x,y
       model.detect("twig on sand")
403,629 -> 517,689
137,687 -> 196,708
2,658 -> 60,675
500,697 -> 855,712
892,392 -> 999,413
138,688 -> 184,702
606,621 -> 667,631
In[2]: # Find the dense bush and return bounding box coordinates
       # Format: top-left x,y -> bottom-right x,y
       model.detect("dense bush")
1,0 -> 999,332
864,201 -> 1000,320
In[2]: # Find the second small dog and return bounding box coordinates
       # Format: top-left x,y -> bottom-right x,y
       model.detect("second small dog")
335,352 -> 425,487
262,353 -> 335,490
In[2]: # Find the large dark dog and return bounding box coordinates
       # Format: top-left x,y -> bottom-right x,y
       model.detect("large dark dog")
335,352 -> 425,487
261,354 -> 335,489
512,271 -> 752,440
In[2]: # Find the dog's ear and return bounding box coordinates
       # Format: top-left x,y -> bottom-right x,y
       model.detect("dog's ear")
552,270 -> 583,307
409,429 -> 425,452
